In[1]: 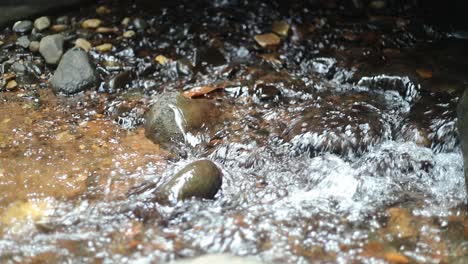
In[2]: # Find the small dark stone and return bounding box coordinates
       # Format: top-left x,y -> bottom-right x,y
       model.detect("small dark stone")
254,83 -> 281,101
12,20 -> 33,33
50,47 -> 98,95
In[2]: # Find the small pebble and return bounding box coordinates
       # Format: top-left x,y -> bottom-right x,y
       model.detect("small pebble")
96,27 -> 118,33
96,5 -> 111,15
16,36 -> 30,48
75,38 -> 92,52
123,30 -> 136,38
95,43 -> 113,53
34,16 -> 51,31
6,80 -> 18,90
254,33 -> 281,48
13,20 -> 33,33
82,19 -> 102,29
51,25 -> 68,32
29,41 -> 40,52
121,17 -> 131,27
0,40 -> 4,46
155,55 -> 168,65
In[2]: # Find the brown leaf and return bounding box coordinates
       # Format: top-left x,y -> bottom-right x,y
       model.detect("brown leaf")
182,86 -> 219,98
384,252 -> 409,264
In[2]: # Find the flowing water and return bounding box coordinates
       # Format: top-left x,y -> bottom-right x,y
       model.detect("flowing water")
0,1 -> 467,263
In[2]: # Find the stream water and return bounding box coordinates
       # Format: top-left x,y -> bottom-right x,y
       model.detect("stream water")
0,1 -> 467,263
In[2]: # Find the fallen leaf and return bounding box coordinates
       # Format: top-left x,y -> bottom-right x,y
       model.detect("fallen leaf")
384,252 -> 409,264
416,68 -> 433,79
182,85 -> 218,98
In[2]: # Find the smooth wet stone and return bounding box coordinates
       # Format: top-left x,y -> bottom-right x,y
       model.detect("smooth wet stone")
34,16 -> 51,31
144,92 -> 221,150
29,41 -> 40,52
12,20 -> 33,33
195,46 -> 226,68
457,89 -> 468,196
39,34 -> 64,65
5,80 -> 17,90
82,18 -> 102,29
50,47 -> 98,95
156,160 -> 222,203
123,30 -> 136,38
75,38 -> 92,52
16,36 -> 30,49
96,27 -> 118,34
254,33 -> 281,48
95,43 -> 113,53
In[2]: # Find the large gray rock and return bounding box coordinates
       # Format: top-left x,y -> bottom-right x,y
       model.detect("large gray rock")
144,92 -> 221,150
39,34 -> 64,64
456,89 -> 468,197
50,47 -> 98,95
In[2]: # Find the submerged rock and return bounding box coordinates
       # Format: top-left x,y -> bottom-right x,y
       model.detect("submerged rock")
39,34 -> 64,65
144,92 -> 221,150
155,160 -> 222,203
50,47 -> 98,95
283,92 -> 391,156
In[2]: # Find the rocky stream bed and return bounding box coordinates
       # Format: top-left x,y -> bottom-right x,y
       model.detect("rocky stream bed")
0,0 -> 467,263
